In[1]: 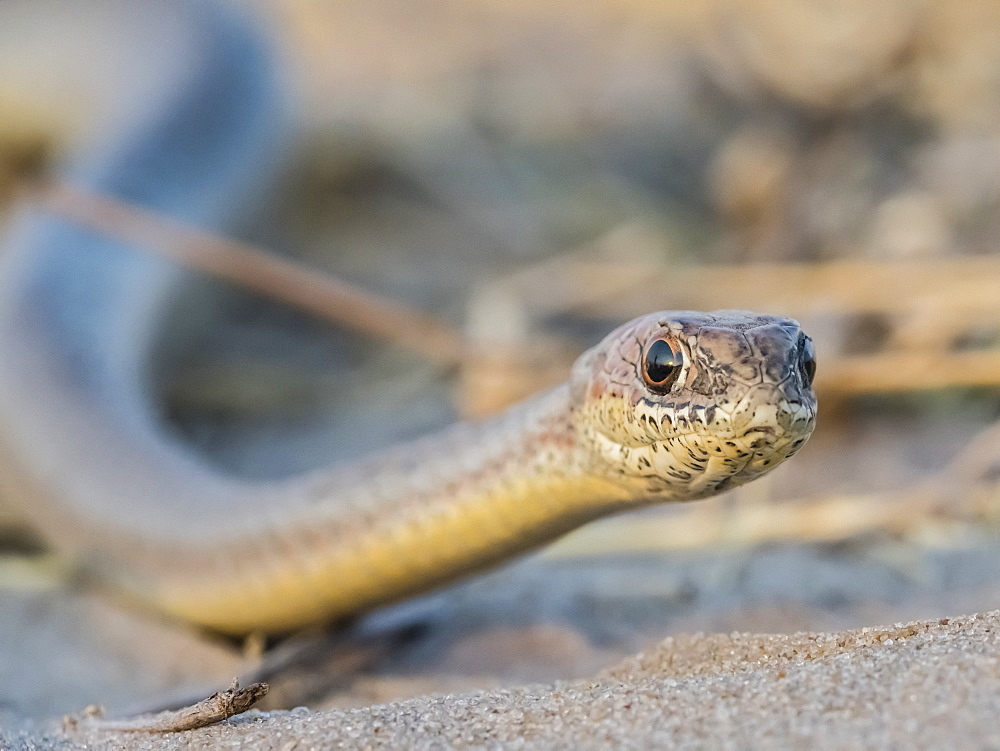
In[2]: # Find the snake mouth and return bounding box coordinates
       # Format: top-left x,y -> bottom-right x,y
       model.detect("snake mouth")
741,426 -> 780,452
744,425 -> 777,443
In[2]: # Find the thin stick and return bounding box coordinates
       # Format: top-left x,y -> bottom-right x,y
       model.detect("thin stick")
37,180 -> 470,368
63,678 -> 268,734
498,254 -> 1000,320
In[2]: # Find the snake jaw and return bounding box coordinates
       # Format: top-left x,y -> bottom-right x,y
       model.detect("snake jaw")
571,310 -> 818,504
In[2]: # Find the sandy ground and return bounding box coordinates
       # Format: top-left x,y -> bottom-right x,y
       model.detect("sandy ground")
3,539 -> 1000,750
6,608 -> 1000,749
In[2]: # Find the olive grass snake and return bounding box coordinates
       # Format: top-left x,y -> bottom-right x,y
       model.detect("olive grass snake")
0,1 -> 817,634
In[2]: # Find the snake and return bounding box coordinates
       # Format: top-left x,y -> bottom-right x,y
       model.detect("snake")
0,1 -> 818,635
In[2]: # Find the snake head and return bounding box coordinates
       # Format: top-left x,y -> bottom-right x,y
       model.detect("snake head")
570,310 -> 817,502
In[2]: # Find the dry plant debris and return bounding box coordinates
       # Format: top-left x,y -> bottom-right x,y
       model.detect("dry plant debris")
62,679 -> 268,735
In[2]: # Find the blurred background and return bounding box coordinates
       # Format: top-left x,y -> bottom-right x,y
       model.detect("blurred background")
3,0 -> 1000,721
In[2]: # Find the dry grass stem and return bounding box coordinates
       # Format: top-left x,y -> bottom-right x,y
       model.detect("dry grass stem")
38,180 -> 470,368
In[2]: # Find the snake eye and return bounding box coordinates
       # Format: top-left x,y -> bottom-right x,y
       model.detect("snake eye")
798,335 -> 816,388
642,338 -> 683,393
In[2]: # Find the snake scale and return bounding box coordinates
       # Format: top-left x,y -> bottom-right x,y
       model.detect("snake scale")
0,1 -> 817,634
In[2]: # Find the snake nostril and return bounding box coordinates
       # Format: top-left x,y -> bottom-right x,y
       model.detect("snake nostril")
797,335 -> 816,389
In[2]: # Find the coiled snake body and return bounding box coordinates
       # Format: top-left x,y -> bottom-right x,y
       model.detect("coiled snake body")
0,2 -> 817,634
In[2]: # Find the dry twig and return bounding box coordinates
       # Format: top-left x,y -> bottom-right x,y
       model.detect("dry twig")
37,180 -> 470,368
63,678 -> 268,734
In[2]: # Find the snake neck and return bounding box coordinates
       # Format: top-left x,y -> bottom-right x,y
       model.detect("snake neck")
285,383 -> 629,549
142,385 -> 630,633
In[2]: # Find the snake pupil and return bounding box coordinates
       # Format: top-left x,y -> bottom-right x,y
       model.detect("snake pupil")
799,336 -> 817,388
643,338 -> 683,392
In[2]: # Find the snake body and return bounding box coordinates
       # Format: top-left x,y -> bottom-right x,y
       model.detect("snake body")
0,2 -> 817,634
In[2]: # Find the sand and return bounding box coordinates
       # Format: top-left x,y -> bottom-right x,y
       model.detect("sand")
5,608 -> 998,749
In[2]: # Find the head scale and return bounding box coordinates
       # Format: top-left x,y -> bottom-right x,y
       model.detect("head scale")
570,310 -> 817,502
